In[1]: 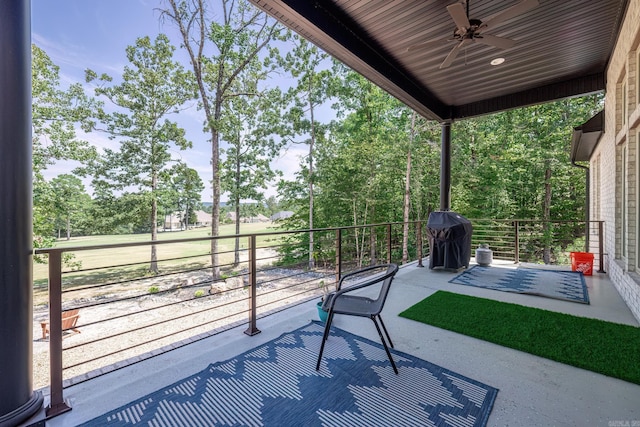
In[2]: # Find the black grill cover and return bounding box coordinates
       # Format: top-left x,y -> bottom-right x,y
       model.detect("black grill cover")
427,211 -> 473,269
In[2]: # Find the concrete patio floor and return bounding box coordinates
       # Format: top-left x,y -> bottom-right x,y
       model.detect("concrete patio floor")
34,259 -> 640,426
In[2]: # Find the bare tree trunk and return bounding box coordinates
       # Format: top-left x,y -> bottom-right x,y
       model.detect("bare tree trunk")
308,83 -> 315,270
402,112 -> 416,264
164,0 -> 219,278
352,200 -> 360,267
163,0 -> 276,280
234,154 -> 241,267
542,161 -> 552,264
150,171 -> 159,274
210,92 -> 223,278
66,217 -> 71,240
415,138 -> 426,267
185,201 -> 190,230
369,205 -> 377,265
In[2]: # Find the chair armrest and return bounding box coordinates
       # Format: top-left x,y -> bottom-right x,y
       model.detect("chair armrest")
324,263 -> 398,311
336,263 -> 396,291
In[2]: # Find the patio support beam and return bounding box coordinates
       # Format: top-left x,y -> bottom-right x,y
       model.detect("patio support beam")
0,0 -> 44,425
439,121 -> 452,211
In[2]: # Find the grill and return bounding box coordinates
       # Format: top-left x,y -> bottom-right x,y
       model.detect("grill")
427,211 -> 473,270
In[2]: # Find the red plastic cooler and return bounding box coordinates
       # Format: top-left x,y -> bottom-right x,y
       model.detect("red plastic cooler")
570,252 -> 594,276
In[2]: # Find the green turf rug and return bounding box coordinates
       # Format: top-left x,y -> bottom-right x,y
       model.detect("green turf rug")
399,291 -> 640,385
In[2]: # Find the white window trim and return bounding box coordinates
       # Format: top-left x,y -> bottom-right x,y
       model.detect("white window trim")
623,143 -> 628,259
622,79 -> 627,126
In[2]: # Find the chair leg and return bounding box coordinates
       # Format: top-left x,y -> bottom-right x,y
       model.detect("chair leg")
316,310 -> 335,371
372,316 -> 398,375
377,314 -> 393,348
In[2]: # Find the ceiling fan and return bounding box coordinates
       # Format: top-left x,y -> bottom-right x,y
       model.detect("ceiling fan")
408,0 -> 539,69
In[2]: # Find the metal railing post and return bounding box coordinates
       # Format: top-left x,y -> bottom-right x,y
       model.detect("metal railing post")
386,223 -> 392,263
598,221 -> 606,273
514,220 -> 520,264
47,250 -> 72,418
335,229 -> 342,284
417,221 -> 424,267
244,235 -> 260,336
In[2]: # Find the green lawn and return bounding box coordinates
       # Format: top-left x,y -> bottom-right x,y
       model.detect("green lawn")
49,222 -> 277,248
33,222 -> 284,288
399,291 -> 640,385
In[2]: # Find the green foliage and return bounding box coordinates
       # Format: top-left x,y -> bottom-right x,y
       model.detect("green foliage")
31,45 -> 98,254
220,67 -> 286,236
276,73 -> 601,266
276,63 -> 441,266
84,34 -> 195,202
449,95 -> 602,220
50,174 -> 92,239
194,290 -> 206,298
84,34 -> 196,272
448,95 -> 602,260
30,8 -> 599,271
159,162 -> 205,229
163,0 -> 289,277
148,286 -> 160,294
31,45 -> 98,176
263,196 -> 281,217
86,192 -> 154,235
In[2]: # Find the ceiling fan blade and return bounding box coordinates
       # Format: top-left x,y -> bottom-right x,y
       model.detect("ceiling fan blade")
446,2 -> 470,33
482,0 -> 539,30
407,38 -> 451,52
475,34 -> 516,49
439,39 -> 472,69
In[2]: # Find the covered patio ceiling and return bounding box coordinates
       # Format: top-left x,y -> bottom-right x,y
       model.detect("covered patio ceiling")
250,0 -> 628,122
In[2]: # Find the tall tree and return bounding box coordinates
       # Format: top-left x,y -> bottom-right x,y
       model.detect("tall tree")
160,162 -> 205,230
50,174 -> 91,240
285,38 -> 331,269
31,45 -> 97,249
401,112 -> 417,264
326,64 -> 409,265
221,80 -> 285,266
264,196 -> 280,217
162,0 -> 286,277
85,34 -> 195,273
449,94 -> 602,262
88,191 -> 154,235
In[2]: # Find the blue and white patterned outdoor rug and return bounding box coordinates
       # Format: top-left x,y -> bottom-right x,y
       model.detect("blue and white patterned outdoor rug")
81,322 -> 498,427
450,266 -> 589,304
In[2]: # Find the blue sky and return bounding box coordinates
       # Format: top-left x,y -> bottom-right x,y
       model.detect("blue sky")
31,0 -> 317,203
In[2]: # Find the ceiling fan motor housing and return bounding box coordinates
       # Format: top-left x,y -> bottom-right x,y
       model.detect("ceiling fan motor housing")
453,18 -> 483,39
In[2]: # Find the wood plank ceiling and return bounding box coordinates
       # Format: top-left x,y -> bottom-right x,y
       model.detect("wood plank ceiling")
250,0 -> 628,121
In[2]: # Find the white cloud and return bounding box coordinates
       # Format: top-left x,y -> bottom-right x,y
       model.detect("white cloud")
273,143 -> 307,183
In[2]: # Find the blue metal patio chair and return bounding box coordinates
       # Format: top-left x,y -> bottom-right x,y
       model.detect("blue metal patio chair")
316,263 -> 400,374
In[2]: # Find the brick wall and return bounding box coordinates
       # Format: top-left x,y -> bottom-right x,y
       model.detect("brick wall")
592,0 -> 640,322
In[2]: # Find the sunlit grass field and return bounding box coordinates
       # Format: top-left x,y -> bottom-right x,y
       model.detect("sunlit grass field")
33,222 -> 286,290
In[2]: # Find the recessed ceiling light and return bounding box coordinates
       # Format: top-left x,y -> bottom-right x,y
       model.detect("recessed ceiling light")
490,57 -> 505,66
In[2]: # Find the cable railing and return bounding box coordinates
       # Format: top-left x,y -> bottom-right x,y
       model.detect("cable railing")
471,219 -> 605,272
34,218 -> 603,418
